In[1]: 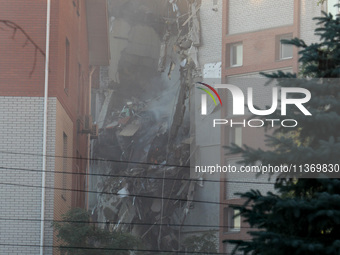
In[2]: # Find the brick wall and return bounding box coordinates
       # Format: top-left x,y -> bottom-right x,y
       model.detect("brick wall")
3,0 -> 91,193
0,1 -> 98,253
0,96 -> 74,254
51,99 -> 74,254
198,0 -> 223,65
300,0 -> 324,45
0,0 -> 46,96
45,98 -> 57,255
50,0 -> 90,123
228,0 -> 294,35
226,70 -> 292,116
0,0 -> 91,178
220,0 -> 328,252
0,0 -> 88,120
224,157 -> 277,200
220,0 -> 299,251
0,96 -> 57,255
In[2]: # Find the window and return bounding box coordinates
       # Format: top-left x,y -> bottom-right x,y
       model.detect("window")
230,127 -> 242,147
277,34 -> 293,60
228,208 -> 241,231
224,207 -> 241,232
328,0 -> 340,16
281,39 -> 293,59
62,133 -> 68,199
64,38 -> 70,94
230,43 -> 243,67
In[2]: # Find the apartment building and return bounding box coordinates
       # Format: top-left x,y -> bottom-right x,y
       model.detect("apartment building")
219,0 -> 333,253
0,0 -> 109,254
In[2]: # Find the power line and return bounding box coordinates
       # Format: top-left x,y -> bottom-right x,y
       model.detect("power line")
0,150 -> 192,169
0,243 -> 231,254
0,165 -> 277,185
0,181 -> 235,206
0,217 -> 255,230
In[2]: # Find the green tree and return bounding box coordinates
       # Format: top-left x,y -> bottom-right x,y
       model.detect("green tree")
224,7 -> 340,255
53,208 -> 140,255
182,231 -> 218,254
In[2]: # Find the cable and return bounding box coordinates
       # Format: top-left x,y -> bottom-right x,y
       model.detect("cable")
0,243 -> 231,254
0,149 -> 193,169
0,182 -> 239,206
0,217 -> 256,230
0,165 -> 277,185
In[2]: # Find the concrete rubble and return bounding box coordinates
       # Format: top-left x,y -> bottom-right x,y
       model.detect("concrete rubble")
90,0 -> 203,251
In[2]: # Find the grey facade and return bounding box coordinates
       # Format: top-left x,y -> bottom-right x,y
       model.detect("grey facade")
0,97 -> 56,255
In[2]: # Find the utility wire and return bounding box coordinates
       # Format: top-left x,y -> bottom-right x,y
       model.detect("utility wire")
0,149 -> 257,172
0,217 -> 255,230
0,150 -> 192,168
0,181 -> 242,206
0,165 -> 277,185
0,243 -> 232,254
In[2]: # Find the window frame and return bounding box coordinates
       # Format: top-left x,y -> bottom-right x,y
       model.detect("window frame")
224,207 -> 241,233
276,33 -> 293,60
230,42 -> 243,67
228,208 -> 241,232
229,127 -> 242,147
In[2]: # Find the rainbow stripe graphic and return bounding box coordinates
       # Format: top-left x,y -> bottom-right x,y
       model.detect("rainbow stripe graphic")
196,82 -> 222,106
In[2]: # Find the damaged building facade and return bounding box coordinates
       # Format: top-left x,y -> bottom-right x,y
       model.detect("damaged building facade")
88,0 -> 331,253
0,0 -> 327,254
89,0 -> 223,252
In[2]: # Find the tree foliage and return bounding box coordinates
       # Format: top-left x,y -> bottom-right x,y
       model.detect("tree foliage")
53,208 -> 140,255
224,8 -> 340,255
317,0 -> 326,6
182,231 -> 218,254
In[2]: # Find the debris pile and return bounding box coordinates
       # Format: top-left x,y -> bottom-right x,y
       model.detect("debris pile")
91,0 -> 202,251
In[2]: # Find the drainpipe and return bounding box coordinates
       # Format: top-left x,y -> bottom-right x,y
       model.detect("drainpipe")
40,0 -> 51,254
86,66 -> 96,210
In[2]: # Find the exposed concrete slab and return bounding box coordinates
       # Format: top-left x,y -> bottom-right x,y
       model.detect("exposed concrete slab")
119,122 -> 141,137
126,25 -> 161,60
109,19 -> 131,83
97,89 -> 113,129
